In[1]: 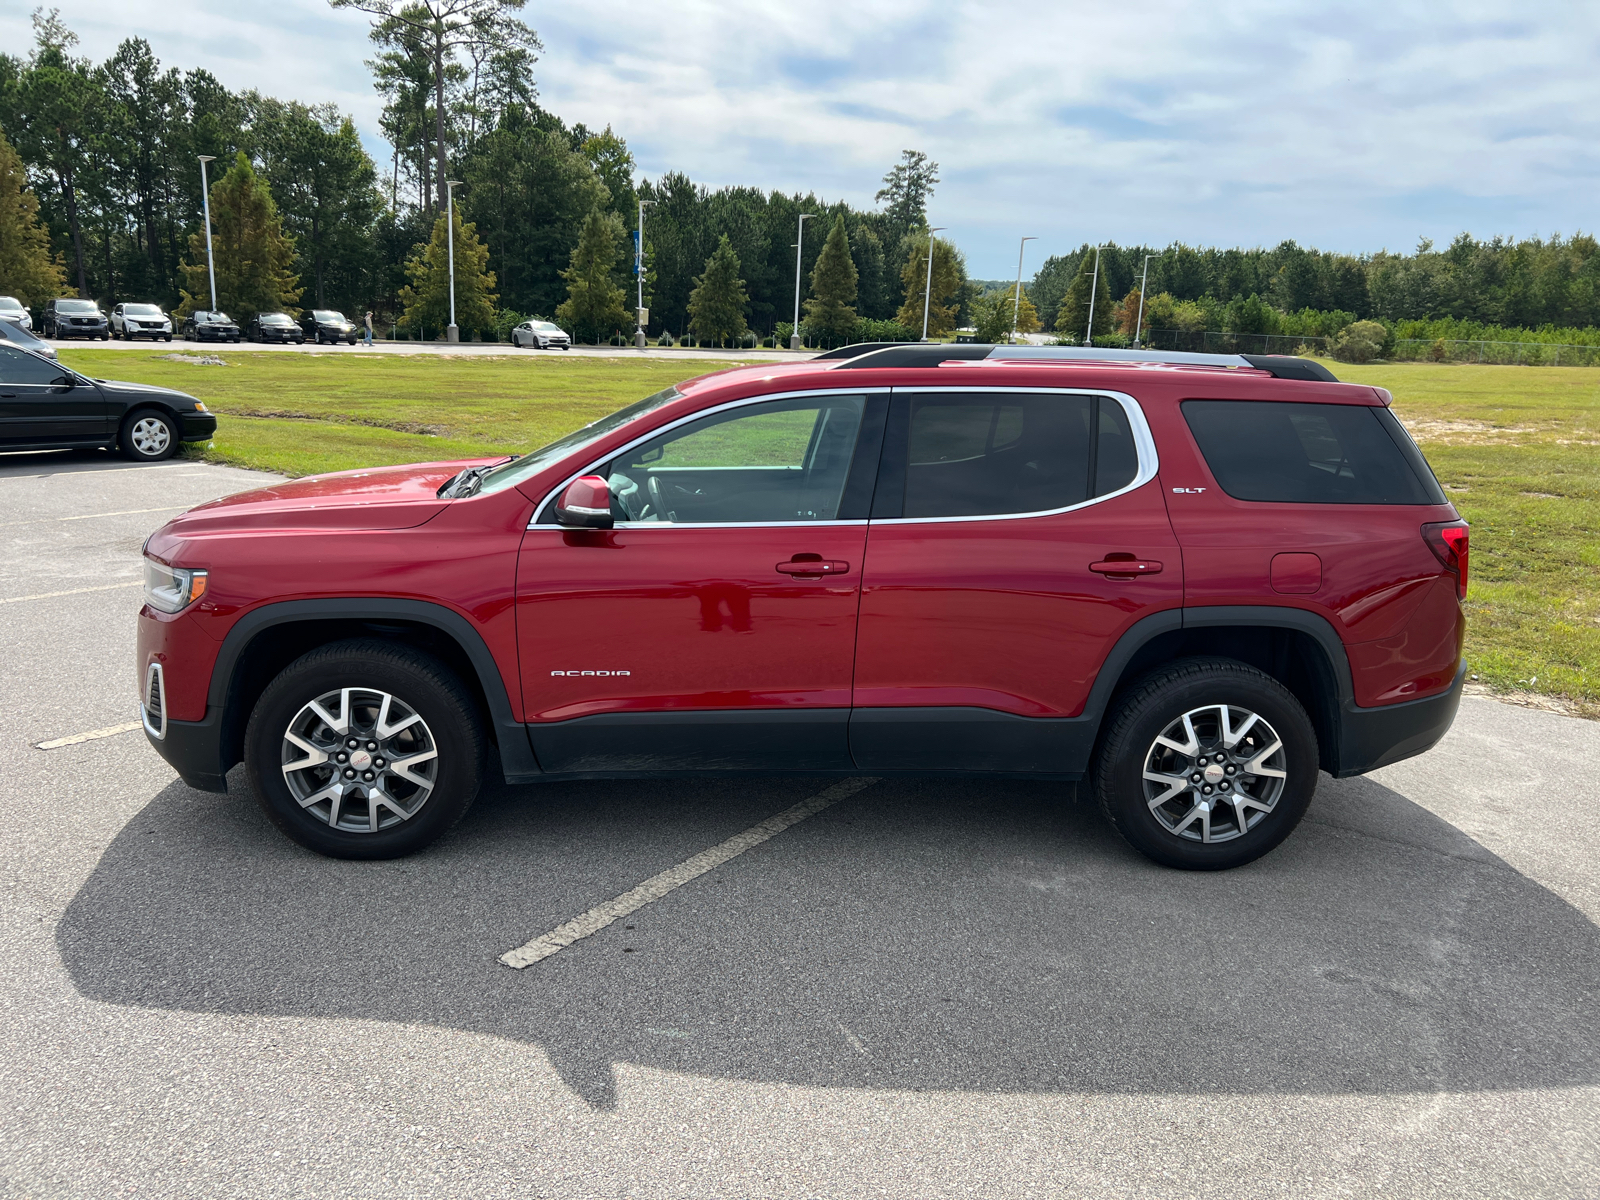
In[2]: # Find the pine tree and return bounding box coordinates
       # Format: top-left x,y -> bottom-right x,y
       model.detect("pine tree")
399,204 -> 498,337
1055,252 -> 1113,344
687,234 -> 749,347
895,233 -> 962,337
555,207 -> 629,343
177,153 -> 301,317
803,215 -> 859,344
0,129 -> 67,304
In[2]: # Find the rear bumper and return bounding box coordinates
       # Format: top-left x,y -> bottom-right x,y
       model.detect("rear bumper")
1333,661 -> 1467,777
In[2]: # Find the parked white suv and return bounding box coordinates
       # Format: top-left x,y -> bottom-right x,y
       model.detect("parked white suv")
0,296 -> 32,331
110,302 -> 173,342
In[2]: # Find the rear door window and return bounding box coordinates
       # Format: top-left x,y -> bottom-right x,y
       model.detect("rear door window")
1181,400 -> 1446,504
897,392 -> 1137,518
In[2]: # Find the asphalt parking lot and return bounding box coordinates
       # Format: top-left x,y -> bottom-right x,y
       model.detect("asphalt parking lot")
2,449 -> 1598,1199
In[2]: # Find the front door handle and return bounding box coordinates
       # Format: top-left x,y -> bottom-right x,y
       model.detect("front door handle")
776,558 -> 850,576
1090,558 -> 1163,576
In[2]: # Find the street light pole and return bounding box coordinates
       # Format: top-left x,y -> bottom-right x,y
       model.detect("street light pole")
1133,252 -> 1160,348
921,227 -> 946,342
445,180 -> 462,343
1084,244 -> 1104,348
636,199 -> 655,349
791,213 -> 813,350
196,156 -> 217,312
1010,235 -> 1037,344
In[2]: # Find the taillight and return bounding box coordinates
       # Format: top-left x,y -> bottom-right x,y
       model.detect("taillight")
1422,520 -> 1469,600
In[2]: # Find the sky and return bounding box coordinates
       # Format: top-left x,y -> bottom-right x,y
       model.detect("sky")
4,0 -> 1598,279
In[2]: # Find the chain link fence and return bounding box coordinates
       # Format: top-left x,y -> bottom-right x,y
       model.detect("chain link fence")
1140,328 -> 1600,366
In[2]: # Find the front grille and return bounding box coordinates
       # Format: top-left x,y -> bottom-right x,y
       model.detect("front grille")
141,662 -> 166,740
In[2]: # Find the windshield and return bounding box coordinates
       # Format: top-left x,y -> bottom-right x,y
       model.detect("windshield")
201,312 -> 231,323
476,387 -> 683,497
124,304 -> 162,317
313,310 -> 344,323
534,322 -> 564,333
261,313 -> 292,325
57,299 -> 98,314
0,297 -> 23,312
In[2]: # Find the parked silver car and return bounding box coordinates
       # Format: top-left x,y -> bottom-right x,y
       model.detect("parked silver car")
0,315 -> 58,359
511,319 -> 571,350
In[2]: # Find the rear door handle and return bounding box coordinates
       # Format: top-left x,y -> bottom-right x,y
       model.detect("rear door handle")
776,558 -> 850,576
1090,558 -> 1163,576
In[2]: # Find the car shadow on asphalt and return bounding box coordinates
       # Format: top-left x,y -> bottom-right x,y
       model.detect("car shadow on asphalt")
56,770 -> 1600,1110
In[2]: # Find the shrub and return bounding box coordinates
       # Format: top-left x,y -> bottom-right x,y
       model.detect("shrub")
1331,320 -> 1388,363
493,309 -> 526,342
658,330 -> 673,346
854,317 -> 918,343
1429,337 -> 1447,362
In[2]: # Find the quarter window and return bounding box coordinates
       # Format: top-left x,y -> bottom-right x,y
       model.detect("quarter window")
900,392 -> 1137,518
602,394 -> 868,523
1181,400 -> 1446,504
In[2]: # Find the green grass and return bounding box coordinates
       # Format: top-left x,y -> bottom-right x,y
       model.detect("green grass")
59,348 -> 730,476
57,350 -> 1600,713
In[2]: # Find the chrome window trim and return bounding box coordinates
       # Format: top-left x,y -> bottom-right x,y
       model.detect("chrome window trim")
869,385 -> 1160,525
530,386 -> 890,529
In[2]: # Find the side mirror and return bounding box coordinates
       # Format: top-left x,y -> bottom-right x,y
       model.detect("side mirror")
555,475 -> 614,529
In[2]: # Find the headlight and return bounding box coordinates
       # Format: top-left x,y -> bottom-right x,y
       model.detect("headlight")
193,402 -> 208,412
144,558 -> 208,613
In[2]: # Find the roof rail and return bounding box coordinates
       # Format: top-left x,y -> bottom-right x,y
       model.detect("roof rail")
828,342 -> 1339,381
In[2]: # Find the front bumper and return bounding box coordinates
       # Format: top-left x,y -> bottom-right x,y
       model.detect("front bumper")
180,412 -> 218,442
145,710 -> 230,793
1334,660 -> 1467,777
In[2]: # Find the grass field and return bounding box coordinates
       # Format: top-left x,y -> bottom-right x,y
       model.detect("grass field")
55,349 -> 1600,714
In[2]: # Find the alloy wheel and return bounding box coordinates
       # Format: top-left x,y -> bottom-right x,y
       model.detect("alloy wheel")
129,416 -> 172,457
1141,704 -> 1287,843
280,686 -> 438,833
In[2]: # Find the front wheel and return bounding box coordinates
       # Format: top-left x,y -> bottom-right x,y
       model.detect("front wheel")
119,408 -> 178,461
1092,658 -> 1318,871
245,640 -> 486,859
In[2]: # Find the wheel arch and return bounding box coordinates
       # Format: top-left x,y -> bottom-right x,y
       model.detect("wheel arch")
1088,606 -> 1353,775
210,599 -> 539,784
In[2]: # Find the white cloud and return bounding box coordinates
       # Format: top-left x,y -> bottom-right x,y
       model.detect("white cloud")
5,0 -> 1598,275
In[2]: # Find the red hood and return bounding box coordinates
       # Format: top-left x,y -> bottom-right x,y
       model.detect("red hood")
162,459 -> 500,534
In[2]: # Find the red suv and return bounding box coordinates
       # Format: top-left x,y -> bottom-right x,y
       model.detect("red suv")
138,346 -> 1467,870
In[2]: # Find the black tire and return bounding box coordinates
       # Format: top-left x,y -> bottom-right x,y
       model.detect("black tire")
119,408 -> 179,461
165,334 -> 172,342
245,639 -> 486,859
1092,657 -> 1318,871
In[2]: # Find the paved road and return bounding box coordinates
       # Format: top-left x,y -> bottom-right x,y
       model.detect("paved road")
52,338 -> 804,362
2,448 -> 1597,1199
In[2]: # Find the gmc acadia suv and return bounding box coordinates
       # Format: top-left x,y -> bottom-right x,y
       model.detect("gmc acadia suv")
138,346 -> 1468,869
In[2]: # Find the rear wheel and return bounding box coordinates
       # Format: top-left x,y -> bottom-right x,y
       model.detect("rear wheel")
245,640 -> 486,859
119,408 -> 178,461
1092,657 -> 1318,870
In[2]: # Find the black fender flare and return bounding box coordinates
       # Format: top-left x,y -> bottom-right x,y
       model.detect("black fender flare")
210,598 -> 539,782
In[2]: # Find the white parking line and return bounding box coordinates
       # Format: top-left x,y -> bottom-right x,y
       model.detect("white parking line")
0,581 -> 142,604
36,720 -> 143,749
1,505 -> 188,529
499,777 -> 878,969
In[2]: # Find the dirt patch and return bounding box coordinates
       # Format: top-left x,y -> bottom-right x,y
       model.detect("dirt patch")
1520,491 -> 1562,500
1464,682 -> 1595,719
1399,417 -> 1542,444
155,353 -> 229,366
225,408 -> 449,437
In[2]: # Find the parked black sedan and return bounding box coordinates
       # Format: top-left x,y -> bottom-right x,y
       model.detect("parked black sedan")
0,342 -> 217,461
246,312 -> 306,344
299,309 -> 358,344
43,298 -> 109,340
181,310 -> 240,343
0,315 -> 59,359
